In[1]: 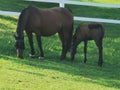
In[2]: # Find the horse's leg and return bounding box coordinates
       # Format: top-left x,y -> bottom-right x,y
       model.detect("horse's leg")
36,34 -> 44,59
27,33 -> 35,58
95,38 -> 103,67
84,40 -> 88,63
71,39 -> 81,61
58,31 -> 67,60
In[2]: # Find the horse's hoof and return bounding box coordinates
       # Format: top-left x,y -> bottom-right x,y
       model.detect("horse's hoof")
29,54 -> 35,58
38,56 -> 44,60
70,56 -> 74,62
84,60 -> 87,64
71,59 -> 74,62
98,61 -> 103,67
60,56 -> 65,60
98,63 -> 102,67
60,58 -> 65,61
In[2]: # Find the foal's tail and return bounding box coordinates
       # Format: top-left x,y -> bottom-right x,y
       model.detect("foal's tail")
16,7 -> 29,38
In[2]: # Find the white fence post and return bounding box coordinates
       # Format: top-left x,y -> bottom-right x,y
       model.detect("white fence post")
59,0 -> 65,7
59,2 -> 65,7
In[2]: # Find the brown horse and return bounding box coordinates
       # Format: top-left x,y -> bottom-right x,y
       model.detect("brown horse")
14,6 -> 73,60
71,23 -> 104,66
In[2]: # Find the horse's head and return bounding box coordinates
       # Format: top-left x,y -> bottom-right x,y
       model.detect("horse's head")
14,33 -> 25,59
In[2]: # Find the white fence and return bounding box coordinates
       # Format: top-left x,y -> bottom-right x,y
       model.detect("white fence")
26,0 -> 120,8
0,0 -> 120,24
0,11 -> 20,16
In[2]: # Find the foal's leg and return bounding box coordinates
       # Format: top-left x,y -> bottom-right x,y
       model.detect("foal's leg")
27,33 -> 35,58
71,40 -> 81,61
36,34 -> 44,59
95,38 -> 103,67
84,41 -> 88,63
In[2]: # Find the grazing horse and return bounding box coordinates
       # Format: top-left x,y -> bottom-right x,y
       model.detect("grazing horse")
71,23 -> 104,66
14,6 -> 73,59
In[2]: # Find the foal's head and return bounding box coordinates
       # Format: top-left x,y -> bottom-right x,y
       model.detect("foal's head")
14,33 -> 25,59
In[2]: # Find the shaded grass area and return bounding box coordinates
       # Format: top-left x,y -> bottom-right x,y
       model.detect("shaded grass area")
0,15 -> 120,89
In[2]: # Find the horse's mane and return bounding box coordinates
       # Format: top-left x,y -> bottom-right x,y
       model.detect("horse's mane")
16,7 -> 29,38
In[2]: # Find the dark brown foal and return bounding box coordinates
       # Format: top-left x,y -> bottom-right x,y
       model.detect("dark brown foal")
71,23 -> 105,66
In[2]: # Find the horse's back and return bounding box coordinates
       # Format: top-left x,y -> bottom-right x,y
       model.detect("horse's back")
23,6 -> 73,36
75,23 -> 104,40
25,6 -> 73,22
88,23 -> 104,38
75,24 -> 89,40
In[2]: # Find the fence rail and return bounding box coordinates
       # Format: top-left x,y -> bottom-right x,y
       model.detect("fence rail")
0,0 -> 120,24
0,11 -> 20,16
25,0 -> 120,8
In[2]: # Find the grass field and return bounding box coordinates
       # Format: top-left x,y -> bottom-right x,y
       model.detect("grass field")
0,0 -> 120,90
75,0 -> 120,4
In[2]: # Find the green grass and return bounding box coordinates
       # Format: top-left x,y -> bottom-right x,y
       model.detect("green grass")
0,0 -> 58,12
75,0 -> 120,4
0,0 -> 120,90
0,15 -> 120,90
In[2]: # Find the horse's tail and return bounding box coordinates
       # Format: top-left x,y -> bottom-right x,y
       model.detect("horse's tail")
16,7 -> 29,38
